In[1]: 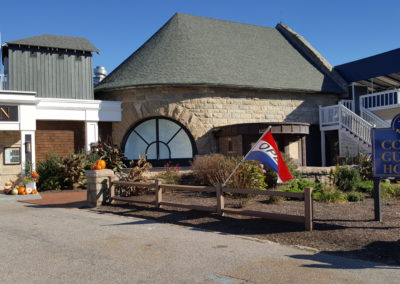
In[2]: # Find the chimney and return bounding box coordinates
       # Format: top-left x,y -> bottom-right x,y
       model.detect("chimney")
93,66 -> 107,86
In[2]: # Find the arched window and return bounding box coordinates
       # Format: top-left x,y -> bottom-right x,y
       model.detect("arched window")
123,117 -> 196,166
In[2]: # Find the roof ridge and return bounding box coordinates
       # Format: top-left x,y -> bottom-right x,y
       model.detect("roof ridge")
172,12 -> 277,31
6,34 -> 99,53
276,23 -> 348,93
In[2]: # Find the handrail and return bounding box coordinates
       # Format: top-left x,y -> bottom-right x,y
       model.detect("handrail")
360,106 -> 390,128
320,104 -> 372,145
339,105 -> 372,145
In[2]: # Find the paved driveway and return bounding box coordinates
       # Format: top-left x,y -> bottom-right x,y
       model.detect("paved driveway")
1,199 -> 399,284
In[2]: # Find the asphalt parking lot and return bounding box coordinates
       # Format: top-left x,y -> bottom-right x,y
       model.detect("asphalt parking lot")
1,199 -> 400,284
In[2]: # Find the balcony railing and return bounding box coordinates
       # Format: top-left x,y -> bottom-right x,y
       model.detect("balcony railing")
339,99 -> 353,111
360,89 -> 400,110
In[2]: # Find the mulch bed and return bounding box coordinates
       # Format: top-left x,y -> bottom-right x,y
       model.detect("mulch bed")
95,191 -> 400,265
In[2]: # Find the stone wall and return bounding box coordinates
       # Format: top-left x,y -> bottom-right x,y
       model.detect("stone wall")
0,131 -> 21,186
297,166 -> 336,185
96,86 -> 339,154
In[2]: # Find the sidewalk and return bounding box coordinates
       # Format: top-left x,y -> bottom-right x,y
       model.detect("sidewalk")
21,190 -> 88,208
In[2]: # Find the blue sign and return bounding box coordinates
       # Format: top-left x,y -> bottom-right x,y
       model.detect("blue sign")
372,114 -> 400,177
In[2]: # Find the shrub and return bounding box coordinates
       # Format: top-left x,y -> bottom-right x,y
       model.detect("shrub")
381,182 -> 400,199
346,191 -> 365,202
358,153 -> 372,181
334,166 -> 361,191
231,159 -> 267,190
60,152 -> 93,188
156,163 -> 181,184
355,180 -> 374,197
191,154 -> 266,190
92,140 -> 126,172
278,179 -> 323,200
36,153 -> 63,191
118,155 -> 152,196
124,155 -> 152,182
313,186 -> 347,203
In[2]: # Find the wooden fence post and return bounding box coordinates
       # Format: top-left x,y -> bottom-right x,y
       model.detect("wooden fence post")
304,187 -> 313,231
109,177 -> 115,204
155,179 -> 162,208
216,184 -> 224,216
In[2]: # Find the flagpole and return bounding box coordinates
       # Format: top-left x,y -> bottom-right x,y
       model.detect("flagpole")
222,125 -> 272,186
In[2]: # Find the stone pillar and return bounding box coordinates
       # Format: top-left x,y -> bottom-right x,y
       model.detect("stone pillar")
85,169 -> 115,207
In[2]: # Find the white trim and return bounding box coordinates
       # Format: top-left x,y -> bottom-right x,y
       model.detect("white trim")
85,121 -> 99,151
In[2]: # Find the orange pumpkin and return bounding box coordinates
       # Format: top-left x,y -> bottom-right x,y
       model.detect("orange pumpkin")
91,164 -> 96,170
17,186 -> 26,195
94,163 -> 102,170
96,159 -> 106,170
31,190 -> 38,194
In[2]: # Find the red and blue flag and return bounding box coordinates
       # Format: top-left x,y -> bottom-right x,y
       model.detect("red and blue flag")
244,131 -> 293,183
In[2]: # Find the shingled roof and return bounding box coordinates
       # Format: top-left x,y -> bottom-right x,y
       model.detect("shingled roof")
6,34 -> 99,53
96,13 -> 344,94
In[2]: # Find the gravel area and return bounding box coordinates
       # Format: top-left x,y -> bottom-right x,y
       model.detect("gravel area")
96,191 -> 400,266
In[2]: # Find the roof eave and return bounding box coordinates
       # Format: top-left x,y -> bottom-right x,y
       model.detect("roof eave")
95,82 -> 345,96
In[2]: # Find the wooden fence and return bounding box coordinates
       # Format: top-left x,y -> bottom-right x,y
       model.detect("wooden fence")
108,180 -> 313,231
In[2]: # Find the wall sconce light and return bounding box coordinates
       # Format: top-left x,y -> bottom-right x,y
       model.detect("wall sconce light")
25,141 -> 32,153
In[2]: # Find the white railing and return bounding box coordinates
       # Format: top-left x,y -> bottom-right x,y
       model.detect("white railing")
360,106 -> 390,128
340,105 -> 372,145
360,89 -> 400,110
320,104 -> 372,145
339,99 -> 353,111
320,105 -> 340,126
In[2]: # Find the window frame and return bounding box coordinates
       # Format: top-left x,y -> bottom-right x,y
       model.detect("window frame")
122,117 -> 197,166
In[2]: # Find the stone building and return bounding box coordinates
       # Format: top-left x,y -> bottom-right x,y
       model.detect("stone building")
95,13 -> 348,166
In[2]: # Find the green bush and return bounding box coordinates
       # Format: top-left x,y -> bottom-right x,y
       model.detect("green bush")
36,153 -> 63,191
279,179 -> 323,200
37,151 -> 101,190
278,181 -> 347,203
313,187 -> 347,203
381,182 -> 400,199
355,180 -> 374,197
191,154 -> 266,190
346,191 -> 365,202
334,166 -> 361,191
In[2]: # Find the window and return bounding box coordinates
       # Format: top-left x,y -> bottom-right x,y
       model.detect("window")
123,117 -> 196,166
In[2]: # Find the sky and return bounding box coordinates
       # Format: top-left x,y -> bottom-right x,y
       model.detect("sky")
1,0 -> 399,74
